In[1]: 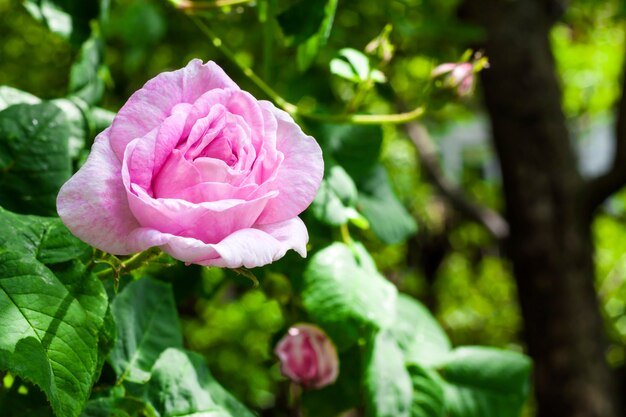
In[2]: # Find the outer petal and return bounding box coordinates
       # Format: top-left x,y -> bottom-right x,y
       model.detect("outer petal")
110,59 -> 239,160
128,217 -> 308,268
255,102 -> 324,224
56,128 -> 139,254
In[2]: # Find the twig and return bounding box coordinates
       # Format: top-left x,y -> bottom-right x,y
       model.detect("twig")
403,120 -> 509,241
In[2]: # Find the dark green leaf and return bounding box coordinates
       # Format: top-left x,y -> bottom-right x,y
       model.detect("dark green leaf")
407,363 -> 445,417
109,277 -> 183,384
0,208 -> 108,417
363,332 -> 412,417
69,32 -> 107,105
301,242 -> 397,349
440,347 -> 532,417
276,0 -> 328,44
358,165 -> 418,244
301,344 -> 363,417
390,294 -> 451,367
294,0 -> 338,70
0,103 -> 72,216
319,124 -> 383,180
23,0 -> 100,45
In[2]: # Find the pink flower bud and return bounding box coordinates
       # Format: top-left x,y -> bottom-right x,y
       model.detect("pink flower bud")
432,62 -> 475,97
275,324 -> 339,389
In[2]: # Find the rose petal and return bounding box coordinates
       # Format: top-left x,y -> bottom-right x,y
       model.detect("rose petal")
128,216 -> 308,268
255,102 -> 324,224
110,59 -> 239,160
56,128 -> 139,254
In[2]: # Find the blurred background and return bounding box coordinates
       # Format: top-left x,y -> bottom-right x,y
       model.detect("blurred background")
1,0 -> 625,416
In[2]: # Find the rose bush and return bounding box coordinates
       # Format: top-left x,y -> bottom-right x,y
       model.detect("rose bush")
57,59 -> 323,268
275,324 -> 339,389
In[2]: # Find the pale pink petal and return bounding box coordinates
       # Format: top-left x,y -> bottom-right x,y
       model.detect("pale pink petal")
431,63 -> 457,77
128,217 -> 308,268
110,59 -> 239,160
255,102 -> 324,224
56,129 -> 140,254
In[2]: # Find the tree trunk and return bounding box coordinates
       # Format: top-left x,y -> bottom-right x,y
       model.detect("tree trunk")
461,1 -> 619,416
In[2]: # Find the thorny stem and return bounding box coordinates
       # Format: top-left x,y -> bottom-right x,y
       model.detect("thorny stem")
95,247 -> 163,282
189,16 -> 426,125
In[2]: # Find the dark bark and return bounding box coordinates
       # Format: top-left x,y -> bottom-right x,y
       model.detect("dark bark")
461,1 -> 620,416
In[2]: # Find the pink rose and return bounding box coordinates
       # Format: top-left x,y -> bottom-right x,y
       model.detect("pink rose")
57,59 -> 323,268
275,324 -> 339,389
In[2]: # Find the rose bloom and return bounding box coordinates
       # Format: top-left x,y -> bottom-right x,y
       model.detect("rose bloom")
57,60 -> 323,268
275,324 -> 339,389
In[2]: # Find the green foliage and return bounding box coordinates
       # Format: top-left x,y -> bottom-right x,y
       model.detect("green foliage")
69,30 -> 108,105
144,348 -> 254,417
439,347 -> 532,417
363,331 -> 412,417
302,242 -> 397,348
0,207 -> 108,417
0,102 -> 72,216
311,164 -> 364,227
23,0 -> 102,45
391,294 -> 452,367
407,363 -> 445,417
109,277 -> 183,384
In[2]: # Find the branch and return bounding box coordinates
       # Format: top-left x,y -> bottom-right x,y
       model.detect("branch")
584,71 -> 626,212
403,120 -> 509,241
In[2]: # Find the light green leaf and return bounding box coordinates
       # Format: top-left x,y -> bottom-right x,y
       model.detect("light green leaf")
330,58 -> 361,83
144,348 -> 254,417
338,48 -> 370,81
311,165 -> 364,227
440,347 -> 532,417
407,363 -> 445,417
363,332 -> 412,417
0,102 -> 72,216
302,242 -> 397,349
0,208 -> 108,417
390,294 -> 451,367
0,86 -> 41,112
358,165 -> 418,244
109,277 -> 183,384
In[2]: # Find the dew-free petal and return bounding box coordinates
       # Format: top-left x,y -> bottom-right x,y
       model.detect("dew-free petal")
57,129 -> 140,254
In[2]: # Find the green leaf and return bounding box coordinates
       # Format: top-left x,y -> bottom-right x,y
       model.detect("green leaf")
276,0 -> 328,45
330,58 -> 361,83
358,165 -> 418,244
311,164 -> 365,227
363,332 -> 412,417
302,242 -> 397,349
439,347 -> 532,417
109,277 -> 183,384
144,348 -> 254,417
390,294 -> 451,367
338,48 -> 370,81
301,344 -> 362,417
0,102 -> 72,216
407,363 -> 445,417
294,0 -> 338,70
69,31 -> 107,105
51,98 -> 90,159
0,86 -> 41,112
23,0 -> 100,45
0,208 -> 108,417
319,124 -> 383,180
